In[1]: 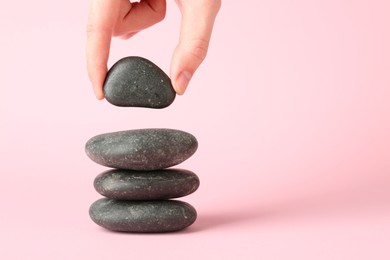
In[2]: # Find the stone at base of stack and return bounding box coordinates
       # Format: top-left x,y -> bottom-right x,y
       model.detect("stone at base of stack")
89,199 -> 197,233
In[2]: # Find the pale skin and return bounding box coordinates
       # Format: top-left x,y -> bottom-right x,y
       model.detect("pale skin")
86,0 -> 221,100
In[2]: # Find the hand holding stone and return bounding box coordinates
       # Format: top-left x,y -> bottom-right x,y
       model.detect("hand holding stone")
86,0 -> 221,99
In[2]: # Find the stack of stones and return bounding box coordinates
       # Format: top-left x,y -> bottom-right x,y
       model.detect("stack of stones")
85,57 -> 200,233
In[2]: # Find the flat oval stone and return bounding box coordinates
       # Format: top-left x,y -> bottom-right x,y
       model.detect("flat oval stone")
85,128 -> 198,170
94,168 -> 200,200
89,199 -> 197,232
104,56 -> 176,108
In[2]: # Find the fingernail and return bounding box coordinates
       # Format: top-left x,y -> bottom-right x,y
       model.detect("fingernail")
175,71 -> 192,95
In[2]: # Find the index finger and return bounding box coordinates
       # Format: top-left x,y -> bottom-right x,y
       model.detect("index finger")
86,0 -> 121,100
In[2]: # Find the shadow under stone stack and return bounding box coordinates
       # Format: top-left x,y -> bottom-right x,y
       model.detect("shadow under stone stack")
85,57 -> 200,233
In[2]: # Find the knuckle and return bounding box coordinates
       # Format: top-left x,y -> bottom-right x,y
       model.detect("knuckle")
86,22 -> 97,35
147,0 -> 166,23
155,2 -> 167,22
205,0 -> 222,10
156,9 -> 166,22
188,39 -> 209,62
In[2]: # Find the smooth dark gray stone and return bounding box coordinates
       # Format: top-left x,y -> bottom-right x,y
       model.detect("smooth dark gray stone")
89,199 -> 197,233
104,56 -> 176,108
85,129 -> 198,171
94,168 -> 200,200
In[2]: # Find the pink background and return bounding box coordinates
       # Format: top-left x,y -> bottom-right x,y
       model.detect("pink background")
1,0 -> 389,259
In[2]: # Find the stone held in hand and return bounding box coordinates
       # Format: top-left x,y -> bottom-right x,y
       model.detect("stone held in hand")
94,168 -> 200,200
89,198 -> 197,233
85,128 -> 198,171
104,56 -> 176,108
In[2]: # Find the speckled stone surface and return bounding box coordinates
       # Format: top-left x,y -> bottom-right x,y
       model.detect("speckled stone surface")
104,56 -> 176,108
85,128 -> 198,170
89,198 -> 197,232
94,168 -> 200,200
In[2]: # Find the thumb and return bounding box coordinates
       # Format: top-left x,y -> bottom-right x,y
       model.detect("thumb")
171,0 -> 221,95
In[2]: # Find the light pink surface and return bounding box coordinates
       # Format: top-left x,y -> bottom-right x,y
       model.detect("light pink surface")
1,1 -> 389,259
